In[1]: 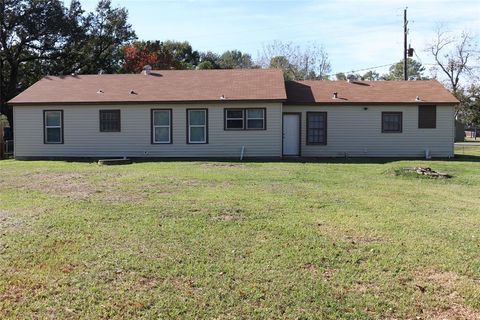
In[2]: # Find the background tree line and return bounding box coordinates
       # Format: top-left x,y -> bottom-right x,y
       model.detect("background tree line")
1,0 -> 479,129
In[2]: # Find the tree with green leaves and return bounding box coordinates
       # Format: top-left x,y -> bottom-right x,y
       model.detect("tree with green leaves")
269,56 -> 296,80
362,70 -> 381,81
78,0 -> 136,74
0,0 -> 135,128
198,51 -> 220,69
335,73 -> 347,81
382,59 -> 428,80
455,84 -> 480,126
160,41 -> 199,70
1,0 -> 75,127
218,50 -> 254,69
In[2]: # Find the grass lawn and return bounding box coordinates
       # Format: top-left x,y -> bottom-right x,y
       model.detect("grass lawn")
1,152 -> 479,319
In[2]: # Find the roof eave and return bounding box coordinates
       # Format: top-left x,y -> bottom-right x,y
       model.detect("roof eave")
9,98 -> 287,106
284,101 -> 459,106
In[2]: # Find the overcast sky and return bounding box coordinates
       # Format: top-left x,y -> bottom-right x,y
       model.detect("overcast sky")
77,0 -> 479,76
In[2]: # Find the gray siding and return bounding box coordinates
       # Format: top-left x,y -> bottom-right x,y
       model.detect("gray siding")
13,103 -> 283,158
282,104 -> 455,157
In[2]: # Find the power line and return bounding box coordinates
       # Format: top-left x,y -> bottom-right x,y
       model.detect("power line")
329,62 -> 397,77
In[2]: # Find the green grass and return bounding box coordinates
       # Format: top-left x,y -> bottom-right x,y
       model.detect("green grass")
1,153 -> 479,319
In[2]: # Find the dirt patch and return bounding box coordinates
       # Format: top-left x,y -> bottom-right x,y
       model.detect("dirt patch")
202,163 -> 244,168
412,270 -> 480,319
342,235 -> 384,245
0,208 -> 44,233
211,207 -> 244,221
301,263 -> 336,282
5,171 -> 148,204
302,263 -> 318,274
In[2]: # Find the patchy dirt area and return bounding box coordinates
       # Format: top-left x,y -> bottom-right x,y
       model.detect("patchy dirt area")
0,171 -> 229,204
202,163 -> 244,168
0,208 -> 44,233
412,270 -> 480,319
1,171 -> 117,201
210,207 -> 244,221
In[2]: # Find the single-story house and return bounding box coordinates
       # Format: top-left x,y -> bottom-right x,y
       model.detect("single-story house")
8,69 -> 458,159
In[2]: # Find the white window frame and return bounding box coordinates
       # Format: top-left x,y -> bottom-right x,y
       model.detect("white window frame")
152,109 -> 172,144
225,109 -> 244,130
44,110 -> 63,144
246,108 -> 265,130
188,109 -> 207,144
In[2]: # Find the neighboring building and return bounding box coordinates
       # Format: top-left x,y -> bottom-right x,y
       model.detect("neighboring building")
9,69 -> 458,159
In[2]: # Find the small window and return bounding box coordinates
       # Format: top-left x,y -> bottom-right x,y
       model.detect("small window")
225,109 -> 244,129
152,109 -> 172,143
418,105 -> 436,128
188,109 -> 207,144
382,112 -> 402,133
99,110 -> 121,132
246,109 -> 265,130
307,112 -> 327,145
44,110 -> 63,144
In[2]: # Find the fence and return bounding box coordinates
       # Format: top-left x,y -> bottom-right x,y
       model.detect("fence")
0,141 -> 13,158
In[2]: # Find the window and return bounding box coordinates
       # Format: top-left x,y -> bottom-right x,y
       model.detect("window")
224,108 -> 266,130
152,109 -> 172,143
246,109 -> 265,129
382,112 -> 402,133
306,112 -> 327,145
99,110 -> 121,132
187,109 -> 207,143
225,109 -> 244,129
44,110 -> 63,144
418,105 -> 436,128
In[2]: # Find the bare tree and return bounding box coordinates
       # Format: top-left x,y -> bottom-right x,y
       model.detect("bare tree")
427,27 -> 478,95
258,40 -> 331,80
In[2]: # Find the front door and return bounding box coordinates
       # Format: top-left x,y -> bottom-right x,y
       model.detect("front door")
283,113 -> 300,156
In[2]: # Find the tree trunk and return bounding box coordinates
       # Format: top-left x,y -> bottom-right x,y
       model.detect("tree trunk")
2,63 -> 19,130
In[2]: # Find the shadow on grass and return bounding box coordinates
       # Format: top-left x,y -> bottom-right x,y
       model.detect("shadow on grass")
11,154 -> 480,164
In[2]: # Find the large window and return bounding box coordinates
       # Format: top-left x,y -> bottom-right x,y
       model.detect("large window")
187,109 -> 208,144
382,112 -> 403,133
44,110 -> 63,144
224,108 -> 265,130
152,109 -> 172,143
418,105 -> 436,129
99,110 -> 121,132
306,112 -> 327,145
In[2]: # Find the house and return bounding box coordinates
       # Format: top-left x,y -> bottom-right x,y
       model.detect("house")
8,69 -> 458,159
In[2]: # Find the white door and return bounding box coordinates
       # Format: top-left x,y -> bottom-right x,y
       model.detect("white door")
283,114 -> 300,156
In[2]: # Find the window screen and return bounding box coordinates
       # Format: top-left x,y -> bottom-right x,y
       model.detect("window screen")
418,105 -> 436,128
100,110 -> 121,132
307,112 -> 327,145
382,112 -> 402,133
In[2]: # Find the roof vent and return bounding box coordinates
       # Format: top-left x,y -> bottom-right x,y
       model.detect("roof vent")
130,90 -> 138,95
97,89 -> 104,94
332,92 -> 338,99
142,65 -> 152,75
415,96 -> 421,101
346,74 -> 356,82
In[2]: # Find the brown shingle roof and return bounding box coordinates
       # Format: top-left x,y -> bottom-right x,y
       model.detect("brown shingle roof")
9,69 -> 286,105
285,80 -> 459,105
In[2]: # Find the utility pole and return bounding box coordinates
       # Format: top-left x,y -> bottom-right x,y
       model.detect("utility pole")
403,7 -> 408,81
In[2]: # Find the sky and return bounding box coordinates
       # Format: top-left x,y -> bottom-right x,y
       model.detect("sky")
77,0 -> 479,77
